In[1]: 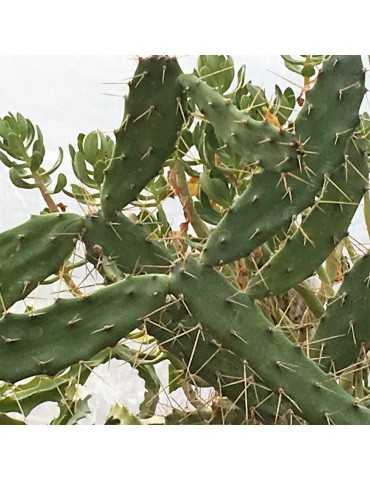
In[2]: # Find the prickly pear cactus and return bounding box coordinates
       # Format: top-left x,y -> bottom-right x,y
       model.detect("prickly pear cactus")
1,54 -> 370,425
0,213 -> 84,312
201,55 -> 366,266
246,136 -> 369,298
100,56 -> 187,217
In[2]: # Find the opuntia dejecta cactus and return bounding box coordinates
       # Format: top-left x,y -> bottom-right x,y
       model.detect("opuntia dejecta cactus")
0,274 -> 168,383
246,136 -> 369,298
0,213 -> 84,313
83,210 -> 173,278
201,55 -> 366,266
179,73 -> 300,172
147,301 -> 297,424
167,257 -> 370,425
312,250 -> 370,373
100,56 -> 188,218
1,54 -> 370,425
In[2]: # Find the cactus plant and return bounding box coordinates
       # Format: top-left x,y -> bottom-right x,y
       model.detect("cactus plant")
0,274 -> 168,383
0,213 -> 84,312
83,211 -> 173,278
312,250 -> 370,373
168,256 -> 370,425
201,55 -> 366,266
179,73 -> 300,172
100,56 -> 187,217
246,136 -> 369,298
1,54 -> 370,425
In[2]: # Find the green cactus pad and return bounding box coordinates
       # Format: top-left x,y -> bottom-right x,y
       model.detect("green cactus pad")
313,252 -> 370,373
0,213 -> 84,312
148,302 -> 293,424
0,274 -> 169,383
201,56 -> 366,266
83,211 -> 173,277
180,73 -> 299,172
246,137 -> 368,298
168,257 -> 370,424
101,56 -> 187,217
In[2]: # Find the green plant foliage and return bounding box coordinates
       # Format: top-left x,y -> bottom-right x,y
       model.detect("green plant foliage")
0,275 -> 168,383
180,73 -> 300,172
313,251 -> 370,373
168,257 -> 370,425
83,211 -> 173,278
246,137 -> 369,298
101,56 -> 188,217
1,55 -> 370,424
0,213 -> 84,312
201,55 -> 366,267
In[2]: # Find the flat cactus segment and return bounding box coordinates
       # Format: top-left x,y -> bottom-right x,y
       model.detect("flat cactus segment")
179,73 -> 299,172
0,274 -> 169,383
147,303 -> 293,424
101,56 -> 187,216
0,213 -> 84,312
201,55 -> 366,266
295,57 -> 365,157
313,252 -> 370,373
168,257 -> 370,424
246,137 -> 369,298
83,211 -> 172,277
